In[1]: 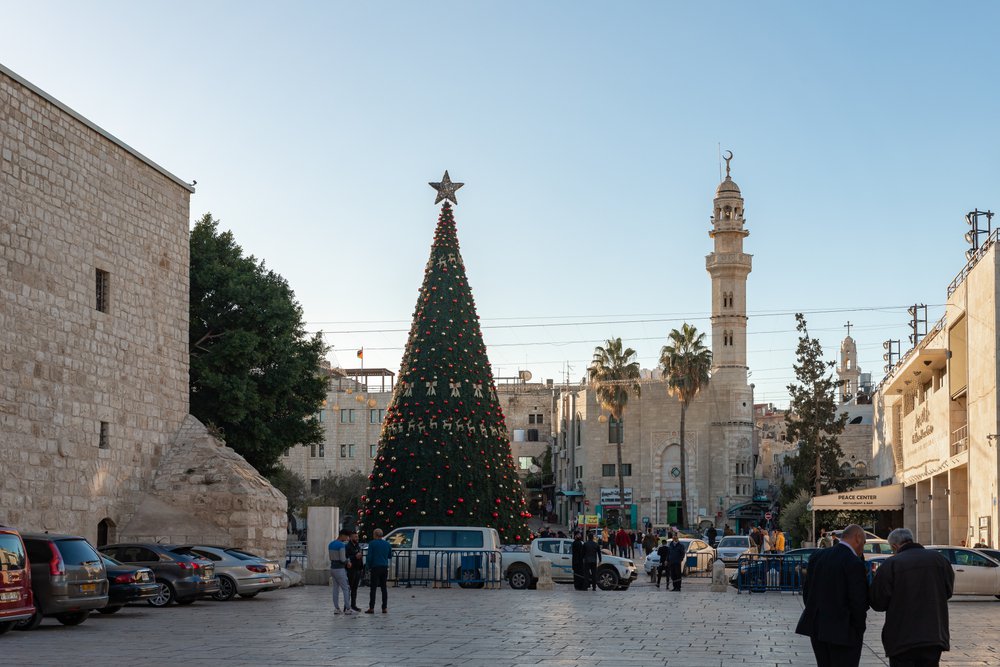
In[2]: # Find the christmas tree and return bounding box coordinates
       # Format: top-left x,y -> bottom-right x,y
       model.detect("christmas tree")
358,172 -> 532,543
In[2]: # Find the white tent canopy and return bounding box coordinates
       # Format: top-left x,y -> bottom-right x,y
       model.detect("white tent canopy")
808,483 -> 903,512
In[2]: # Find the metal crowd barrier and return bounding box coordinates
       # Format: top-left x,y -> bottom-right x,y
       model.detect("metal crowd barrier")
734,553 -> 805,594
388,549 -> 503,590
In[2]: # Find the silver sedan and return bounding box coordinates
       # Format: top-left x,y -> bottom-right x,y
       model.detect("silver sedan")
170,546 -> 283,602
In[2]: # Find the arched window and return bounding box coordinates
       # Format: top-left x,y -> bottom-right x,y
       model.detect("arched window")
97,517 -> 116,547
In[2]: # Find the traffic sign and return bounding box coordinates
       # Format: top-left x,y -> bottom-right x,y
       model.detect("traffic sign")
765,512 -> 773,520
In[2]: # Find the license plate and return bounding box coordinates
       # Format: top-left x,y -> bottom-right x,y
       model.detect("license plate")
80,584 -> 96,593
0,591 -> 18,601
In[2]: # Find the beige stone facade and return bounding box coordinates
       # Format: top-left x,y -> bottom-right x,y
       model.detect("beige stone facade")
871,240 -> 1000,548
0,64 -> 286,557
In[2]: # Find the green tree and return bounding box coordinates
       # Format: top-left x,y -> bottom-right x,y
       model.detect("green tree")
660,324 -> 712,529
588,338 -> 642,528
778,489 -> 813,548
782,313 -> 848,503
189,213 -> 327,475
267,465 -> 308,524
359,202 -> 531,542
311,471 -> 369,518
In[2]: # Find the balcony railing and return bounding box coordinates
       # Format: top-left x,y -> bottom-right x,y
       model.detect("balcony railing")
951,424 -> 968,455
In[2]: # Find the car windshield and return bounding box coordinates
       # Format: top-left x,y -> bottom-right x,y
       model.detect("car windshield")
718,537 -> 748,548
56,538 -> 101,565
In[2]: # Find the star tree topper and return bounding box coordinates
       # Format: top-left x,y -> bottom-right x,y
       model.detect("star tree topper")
429,170 -> 464,205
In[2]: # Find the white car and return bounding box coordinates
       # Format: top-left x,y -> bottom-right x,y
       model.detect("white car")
503,538 -> 638,590
716,535 -> 753,565
861,539 -> 893,561
643,539 -> 716,576
926,546 -> 1000,597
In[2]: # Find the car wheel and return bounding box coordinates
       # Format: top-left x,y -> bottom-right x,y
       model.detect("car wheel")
15,612 -> 43,631
56,611 -> 89,626
238,591 -> 259,599
97,605 -> 123,615
597,567 -> 620,591
0,620 -> 16,635
212,575 -> 237,602
507,565 -> 531,590
148,580 -> 175,607
457,568 -> 484,589
175,598 -> 196,606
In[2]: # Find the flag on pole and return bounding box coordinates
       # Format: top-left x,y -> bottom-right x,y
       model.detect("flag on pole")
356,348 -> 363,360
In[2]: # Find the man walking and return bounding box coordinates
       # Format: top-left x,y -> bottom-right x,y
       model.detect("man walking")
328,528 -> 353,615
615,527 -> 630,558
795,524 -> 869,666
365,528 -> 392,613
869,528 -> 954,666
571,532 -> 586,590
655,538 -> 670,588
582,532 -> 602,591
345,530 -> 363,612
665,532 -> 685,591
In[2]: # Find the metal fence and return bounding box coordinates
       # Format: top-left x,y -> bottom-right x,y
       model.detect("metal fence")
387,549 -> 503,589
285,540 -> 307,568
734,553 -> 805,593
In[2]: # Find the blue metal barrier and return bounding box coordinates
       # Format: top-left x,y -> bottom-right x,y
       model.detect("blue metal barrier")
735,553 -> 805,594
388,549 -> 502,589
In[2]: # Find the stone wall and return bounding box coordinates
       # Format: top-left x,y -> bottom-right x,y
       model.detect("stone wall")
121,415 -> 288,560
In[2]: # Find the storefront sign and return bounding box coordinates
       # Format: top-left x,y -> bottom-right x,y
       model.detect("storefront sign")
600,487 -> 633,504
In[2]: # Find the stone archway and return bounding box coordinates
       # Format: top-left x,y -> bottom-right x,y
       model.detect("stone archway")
97,517 -> 117,547
652,439 -> 697,525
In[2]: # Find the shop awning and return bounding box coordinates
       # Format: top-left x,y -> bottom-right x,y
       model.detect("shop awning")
808,483 -> 903,511
557,490 -> 585,497
727,501 -> 768,519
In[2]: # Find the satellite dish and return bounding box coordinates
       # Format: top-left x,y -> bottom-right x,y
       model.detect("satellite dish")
518,370 -> 533,381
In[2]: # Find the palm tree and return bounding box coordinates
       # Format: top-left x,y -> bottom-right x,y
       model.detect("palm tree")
660,323 -> 712,528
588,338 -> 642,528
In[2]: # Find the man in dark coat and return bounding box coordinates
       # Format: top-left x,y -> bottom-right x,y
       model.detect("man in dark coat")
870,528 -> 954,666
664,533 -> 685,591
707,525 -> 718,548
581,532 -> 602,591
655,539 -> 670,588
344,530 -> 364,612
571,533 -> 586,590
795,524 -> 869,667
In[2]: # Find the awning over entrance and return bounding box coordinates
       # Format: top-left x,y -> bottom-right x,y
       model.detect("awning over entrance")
808,483 -> 903,511
557,490 -> 585,497
727,501 -> 768,520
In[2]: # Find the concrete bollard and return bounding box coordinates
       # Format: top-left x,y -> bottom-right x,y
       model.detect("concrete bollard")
535,559 -> 554,591
710,558 -> 728,592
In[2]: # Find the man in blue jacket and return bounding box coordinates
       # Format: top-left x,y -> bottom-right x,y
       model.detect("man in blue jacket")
664,532 -> 686,591
365,528 -> 392,614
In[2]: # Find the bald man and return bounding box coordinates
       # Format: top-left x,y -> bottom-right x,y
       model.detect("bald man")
795,524 -> 869,667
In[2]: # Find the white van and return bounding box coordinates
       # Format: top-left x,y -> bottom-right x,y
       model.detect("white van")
382,526 -> 502,588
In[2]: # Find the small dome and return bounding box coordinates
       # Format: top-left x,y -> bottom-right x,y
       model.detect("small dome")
716,176 -> 741,197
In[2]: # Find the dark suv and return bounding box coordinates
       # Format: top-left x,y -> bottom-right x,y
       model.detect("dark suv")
99,543 -> 218,606
18,533 -> 108,629
0,527 -> 34,634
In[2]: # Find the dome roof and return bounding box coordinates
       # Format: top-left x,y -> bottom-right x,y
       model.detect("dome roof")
715,176 -> 741,197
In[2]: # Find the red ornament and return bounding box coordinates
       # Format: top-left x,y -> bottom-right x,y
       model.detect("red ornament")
446,509 -> 454,516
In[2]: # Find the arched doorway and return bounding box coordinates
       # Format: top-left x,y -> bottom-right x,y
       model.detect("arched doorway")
97,517 -> 116,547
659,444 -> 682,524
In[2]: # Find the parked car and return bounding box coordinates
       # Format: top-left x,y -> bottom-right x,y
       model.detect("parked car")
831,529 -> 882,541
0,527 -> 34,635
17,533 -> 108,629
99,543 -> 218,607
975,548 -> 1000,563
383,526 -> 502,589
860,539 -> 893,560
927,546 -> 1000,598
502,538 -> 637,591
98,555 -> 158,614
715,535 -> 753,565
643,539 -> 716,578
169,546 -> 283,601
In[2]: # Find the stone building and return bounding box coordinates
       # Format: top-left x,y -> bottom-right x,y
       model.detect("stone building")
0,64 -> 286,557
553,161 -> 756,531
871,231 -> 1000,548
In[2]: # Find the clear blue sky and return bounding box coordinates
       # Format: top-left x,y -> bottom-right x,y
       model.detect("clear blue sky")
5,2 -> 999,406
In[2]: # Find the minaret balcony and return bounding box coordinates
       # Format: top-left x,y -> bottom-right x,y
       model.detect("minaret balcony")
706,253 -> 753,272
708,221 -> 749,237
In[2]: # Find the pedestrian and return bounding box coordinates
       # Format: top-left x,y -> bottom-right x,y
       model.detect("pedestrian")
762,528 -> 773,554
869,528 -> 954,667
582,532 -> 602,591
633,530 -> 642,559
707,524 -> 718,548
571,532 -> 587,590
775,528 -> 786,553
818,528 -> 833,549
345,529 -> 364,612
642,530 -> 657,561
364,528 -> 391,613
616,527 -> 630,558
655,539 -> 670,588
665,532 -> 685,591
724,523 -> 734,536
750,526 -> 763,554
795,524 -> 869,667
328,528 -> 353,615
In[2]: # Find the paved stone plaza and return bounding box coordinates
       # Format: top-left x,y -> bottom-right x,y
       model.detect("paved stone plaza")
3,577 -> 998,666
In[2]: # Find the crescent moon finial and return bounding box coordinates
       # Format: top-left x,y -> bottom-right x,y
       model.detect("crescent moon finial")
723,150 -> 733,177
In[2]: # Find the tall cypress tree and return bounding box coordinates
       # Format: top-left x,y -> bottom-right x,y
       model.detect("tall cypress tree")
359,175 -> 531,543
